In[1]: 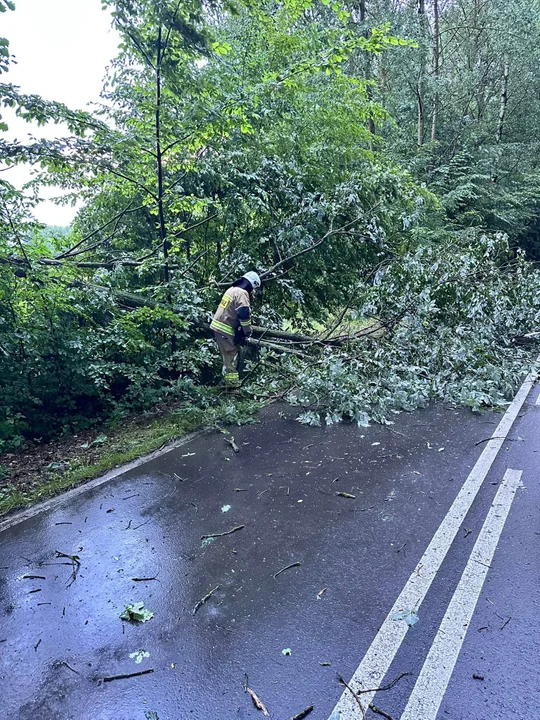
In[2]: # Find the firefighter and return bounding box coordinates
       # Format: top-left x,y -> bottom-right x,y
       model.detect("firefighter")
210,271 -> 261,387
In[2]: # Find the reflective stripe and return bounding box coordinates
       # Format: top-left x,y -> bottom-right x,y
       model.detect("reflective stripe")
219,293 -> 232,309
211,320 -> 235,336
240,320 -> 251,327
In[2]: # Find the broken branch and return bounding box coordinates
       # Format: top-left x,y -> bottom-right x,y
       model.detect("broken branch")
286,706 -> 314,720
100,668 -> 154,683
225,436 -> 240,453
369,703 -> 395,720
201,525 -> 245,540
274,561 -> 301,578
246,687 -> 269,716
193,586 -> 220,615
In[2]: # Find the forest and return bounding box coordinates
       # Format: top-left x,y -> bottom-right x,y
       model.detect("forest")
2,0 -> 540,459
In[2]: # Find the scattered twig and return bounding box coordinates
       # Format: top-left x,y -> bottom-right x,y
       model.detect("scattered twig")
62,661 -> 81,675
22,575 -> 46,580
472,673 -> 485,681
274,561 -> 301,578
474,559 -> 492,569
369,703 -> 395,720
122,494 -> 139,500
337,673 -> 366,718
131,575 -> 160,582
34,639 -> 41,651
336,492 -> 356,499
246,687 -> 269,716
286,706 -> 314,720
359,505 -> 375,512
235,488 -> 248,492
100,668 -> 154,683
132,518 -> 151,530
193,586 -> 220,615
317,587 -> 328,600
29,588 -> 42,594
500,616 -> 511,630
201,525 -> 245,540
396,542 -> 407,554
337,671 -> 410,696
55,522 -> 73,526
37,602 -> 52,606
55,550 -> 81,587
474,436 -> 507,446
225,436 -> 240,453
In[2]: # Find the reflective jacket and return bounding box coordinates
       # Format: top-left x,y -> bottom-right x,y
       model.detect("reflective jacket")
210,286 -> 252,338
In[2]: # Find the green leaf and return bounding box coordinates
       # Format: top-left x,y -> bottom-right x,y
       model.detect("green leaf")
120,602 -> 154,623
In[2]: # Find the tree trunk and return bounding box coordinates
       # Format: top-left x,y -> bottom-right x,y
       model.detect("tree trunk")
496,57 -> 509,143
431,0 -> 440,142
155,23 -> 170,288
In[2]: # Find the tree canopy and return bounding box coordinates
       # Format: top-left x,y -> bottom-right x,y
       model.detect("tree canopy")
1,0 -> 540,447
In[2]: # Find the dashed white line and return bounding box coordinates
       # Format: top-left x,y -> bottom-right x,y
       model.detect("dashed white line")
328,363 -> 537,719
400,468 -> 523,720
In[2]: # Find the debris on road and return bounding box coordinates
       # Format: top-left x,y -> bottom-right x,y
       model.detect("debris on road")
243,673 -> 269,715
201,525 -> 245,541
99,668 -> 154,683
221,504 -> 231,512
129,650 -> 150,664
316,587 -> 327,600
282,648 -> 292,656
225,436 -> 240,453
336,492 -> 356,499
391,609 -> 419,626
370,702 -> 395,720
319,661 -> 332,666
55,550 -> 81,587
273,561 -> 301,578
119,602 -> 154,623
247,687 -> 269,715
472,673 -> 485,681
285,706 -> 314,720
61,661 -> 80,675
22,575 -> 46,580
131,575 -> 159,582
193,586 -> 220,615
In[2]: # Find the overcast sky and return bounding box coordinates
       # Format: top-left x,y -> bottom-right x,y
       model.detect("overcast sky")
2,0 -> 119,225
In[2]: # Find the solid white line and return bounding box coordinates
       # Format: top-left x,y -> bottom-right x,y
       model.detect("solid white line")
535,392 -> 540,406
400,468 -> 523,720
328,364 -> 537,719
0,428 -> 211,533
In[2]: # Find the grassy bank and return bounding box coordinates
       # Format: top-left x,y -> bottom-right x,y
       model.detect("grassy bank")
0,395 -> 262,518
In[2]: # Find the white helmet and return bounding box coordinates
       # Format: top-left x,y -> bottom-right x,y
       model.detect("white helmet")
242,271 -> 261,290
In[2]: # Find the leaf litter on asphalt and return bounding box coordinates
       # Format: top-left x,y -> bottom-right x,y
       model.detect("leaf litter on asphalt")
120,602 -> 154,622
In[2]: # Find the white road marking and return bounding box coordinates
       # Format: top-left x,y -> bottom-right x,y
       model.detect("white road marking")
0,428 -> 211,533
400,468 -> 523,720
535,392 -> 540,406
328,364 -> 537,719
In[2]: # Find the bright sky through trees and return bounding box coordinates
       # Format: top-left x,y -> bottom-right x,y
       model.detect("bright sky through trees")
2,0 -> 118,225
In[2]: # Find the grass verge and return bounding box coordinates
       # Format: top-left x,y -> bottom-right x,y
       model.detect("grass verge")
0,394 -> 263,518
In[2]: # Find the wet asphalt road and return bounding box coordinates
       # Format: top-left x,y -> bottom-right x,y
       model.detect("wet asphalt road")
0,389 -> 539,720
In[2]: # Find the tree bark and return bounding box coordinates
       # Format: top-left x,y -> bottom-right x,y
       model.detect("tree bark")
496,57 -> 509,143
431,0 -> 440,142
155,23 -> 170,288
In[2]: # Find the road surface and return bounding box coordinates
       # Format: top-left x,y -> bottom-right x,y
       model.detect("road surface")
1,373 -> 539,720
